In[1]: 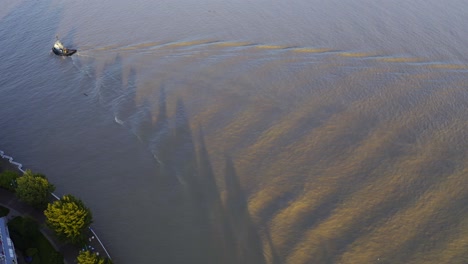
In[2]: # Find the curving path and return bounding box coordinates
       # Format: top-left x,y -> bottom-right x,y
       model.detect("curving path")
0,156 -> 111,264
0,187 -> 78,263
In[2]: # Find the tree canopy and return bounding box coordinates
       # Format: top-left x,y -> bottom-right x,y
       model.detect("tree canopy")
44,194 -> 93,244
15,169 -> 55,208
77,250 -> 106,264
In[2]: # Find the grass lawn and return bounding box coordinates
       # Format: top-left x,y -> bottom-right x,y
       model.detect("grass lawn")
8,216 -> 64,264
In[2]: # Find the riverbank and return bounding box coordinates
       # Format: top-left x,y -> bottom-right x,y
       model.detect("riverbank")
0,153 -> 112,263
0,154 -> 21,172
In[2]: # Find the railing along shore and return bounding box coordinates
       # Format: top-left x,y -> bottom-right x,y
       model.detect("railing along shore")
0,150 -> 112,260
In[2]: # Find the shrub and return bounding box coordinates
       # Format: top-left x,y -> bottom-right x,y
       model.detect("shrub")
77,250 -> 106,264
0,170 -> 19,191
16,170 -> 55,209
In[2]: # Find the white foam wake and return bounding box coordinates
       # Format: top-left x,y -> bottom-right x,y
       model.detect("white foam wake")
114,116 -> 124,125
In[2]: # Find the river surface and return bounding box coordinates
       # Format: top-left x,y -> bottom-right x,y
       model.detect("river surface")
1,0 -> 468,263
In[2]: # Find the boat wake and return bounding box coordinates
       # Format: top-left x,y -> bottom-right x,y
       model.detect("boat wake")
114,116 -> 124,125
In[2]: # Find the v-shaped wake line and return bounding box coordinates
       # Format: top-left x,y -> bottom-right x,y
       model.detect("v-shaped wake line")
75,39 -> 468,73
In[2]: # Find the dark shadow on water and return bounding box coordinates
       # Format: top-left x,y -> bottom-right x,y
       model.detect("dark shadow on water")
132,99 -> 153,142
114,68 -> 138,122
195,128 -> 225,262
86,54 -> 276,263
223,154 -> 267,264
141,88 -> 271,263
92,57 -> 468,263
263,225 -> 281,264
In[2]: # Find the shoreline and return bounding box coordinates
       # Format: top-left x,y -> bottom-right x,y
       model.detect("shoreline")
0,150 -> 112,262
0,151 -> 24,173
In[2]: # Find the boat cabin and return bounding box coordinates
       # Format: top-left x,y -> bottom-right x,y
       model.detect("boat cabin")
52,39 -> 77,56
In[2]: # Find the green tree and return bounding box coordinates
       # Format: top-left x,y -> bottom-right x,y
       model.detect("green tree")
0,170 -> 20,191
77,250 -> 106,264
15,170 -> 55,209
44,195 -> 93,244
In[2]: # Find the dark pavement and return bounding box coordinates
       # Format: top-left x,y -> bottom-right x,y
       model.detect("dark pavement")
0,188 -> 80,264
0,159 -> 112,263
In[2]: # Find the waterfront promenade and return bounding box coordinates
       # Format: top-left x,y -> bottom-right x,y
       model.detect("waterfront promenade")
0,156 -> 111,263
0,188 -> 78,263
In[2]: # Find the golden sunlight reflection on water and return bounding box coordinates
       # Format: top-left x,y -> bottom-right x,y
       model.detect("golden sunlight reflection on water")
74,39 -> 468,263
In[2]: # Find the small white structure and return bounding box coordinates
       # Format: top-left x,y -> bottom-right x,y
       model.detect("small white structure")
53,40 -> 65,51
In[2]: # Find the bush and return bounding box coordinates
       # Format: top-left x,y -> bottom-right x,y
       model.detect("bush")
16,170 -> 55,209
0,170 -> 19,191
77,250 -> 107,264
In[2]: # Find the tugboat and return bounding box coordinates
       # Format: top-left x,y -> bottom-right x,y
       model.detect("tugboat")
52,36 -> 77,56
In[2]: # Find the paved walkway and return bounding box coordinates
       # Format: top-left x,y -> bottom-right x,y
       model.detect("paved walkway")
0,178 -> 111,263
0,188 -> 80,263
0,155 -> 112,263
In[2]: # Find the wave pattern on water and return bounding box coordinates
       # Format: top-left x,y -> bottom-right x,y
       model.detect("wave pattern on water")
75,39 -> 468,74
3,0 -> 468,262
65,37 -> 468,263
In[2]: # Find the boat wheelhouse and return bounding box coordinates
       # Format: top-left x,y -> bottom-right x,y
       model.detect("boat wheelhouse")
52,38 -> 77,56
